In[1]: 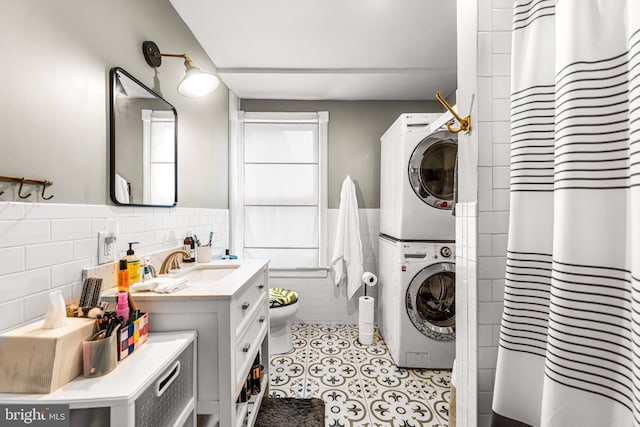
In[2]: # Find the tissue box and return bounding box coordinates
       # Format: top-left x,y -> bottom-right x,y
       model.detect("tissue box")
0,318 -> 95,393
117,312 -> 149,361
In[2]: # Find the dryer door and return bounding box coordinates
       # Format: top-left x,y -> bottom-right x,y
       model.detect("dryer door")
406,262 -> 455,341
408,130 -> 457,210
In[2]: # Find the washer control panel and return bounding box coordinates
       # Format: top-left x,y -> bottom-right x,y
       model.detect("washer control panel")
401,243 -> 454,260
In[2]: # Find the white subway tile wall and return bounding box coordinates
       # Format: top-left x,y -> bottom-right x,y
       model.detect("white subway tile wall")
492,54 -> 511,76
456,202 -> 478,427
0,201 -> 228,332
478,0 -> 492,31
473,1 -> 513,425
478,33 -> 493,77
478,123 -> 493,167
269,209 -> 379,324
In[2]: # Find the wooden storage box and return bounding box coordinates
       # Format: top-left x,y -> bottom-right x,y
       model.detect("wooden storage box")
0,318 -> 95,394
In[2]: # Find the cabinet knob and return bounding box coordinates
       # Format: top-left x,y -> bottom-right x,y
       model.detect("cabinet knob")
242,302 -> 250,310
259,316 -> 266,323
242,343 -> 251,353
258,284 -> 265,289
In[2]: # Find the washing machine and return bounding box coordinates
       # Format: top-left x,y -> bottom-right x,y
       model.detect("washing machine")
378,234 -> 455,369
380,113 -> 457,241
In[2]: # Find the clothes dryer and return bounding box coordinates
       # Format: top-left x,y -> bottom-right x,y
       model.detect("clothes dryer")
378,234 -> 455,369
380,113 -> 457,241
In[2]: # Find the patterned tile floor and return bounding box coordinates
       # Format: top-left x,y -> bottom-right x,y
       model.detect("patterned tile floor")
268,324 -> 451,427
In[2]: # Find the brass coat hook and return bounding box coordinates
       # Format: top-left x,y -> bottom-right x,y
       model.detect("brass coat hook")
0,175 -> 54,201
41,181 -> 54,200
436,91 -> 471,134
18,178 -> 32,199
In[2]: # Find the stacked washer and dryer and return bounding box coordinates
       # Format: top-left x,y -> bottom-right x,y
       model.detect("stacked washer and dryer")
378,113 -> 457,369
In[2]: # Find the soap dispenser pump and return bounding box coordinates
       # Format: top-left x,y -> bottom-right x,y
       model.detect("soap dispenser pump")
126,242 -> 141,285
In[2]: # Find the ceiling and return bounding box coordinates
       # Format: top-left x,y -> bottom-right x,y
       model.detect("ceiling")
169,0 -> 457,101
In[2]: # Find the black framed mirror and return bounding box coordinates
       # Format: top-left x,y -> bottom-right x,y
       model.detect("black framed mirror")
109,67 -> 178,207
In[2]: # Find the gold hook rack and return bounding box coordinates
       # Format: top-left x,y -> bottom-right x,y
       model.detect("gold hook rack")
436,91 -> 471,134
0,176 -> 54,200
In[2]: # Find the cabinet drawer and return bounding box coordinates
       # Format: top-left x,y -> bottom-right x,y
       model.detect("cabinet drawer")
231,269 -> 267,336
135,341 -> 195,427
234,300 -> 268,392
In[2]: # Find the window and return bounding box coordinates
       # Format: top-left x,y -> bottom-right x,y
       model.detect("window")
142,109 -> 175,205
231,112 -> 328,270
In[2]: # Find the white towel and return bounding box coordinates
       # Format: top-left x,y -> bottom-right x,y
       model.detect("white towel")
130,277 -> 188,293
330,175 -> 364,300
115,173 -> 130,204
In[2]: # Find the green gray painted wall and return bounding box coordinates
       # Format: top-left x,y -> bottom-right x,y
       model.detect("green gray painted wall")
0,0 -> 228,208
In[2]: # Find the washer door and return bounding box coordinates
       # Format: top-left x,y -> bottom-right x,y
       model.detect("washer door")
408,130 -> 457,210
406,262 -> 455,341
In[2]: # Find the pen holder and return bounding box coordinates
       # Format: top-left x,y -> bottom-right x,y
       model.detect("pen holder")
117,312 -> 149,361
196,246 -> 212,263
82,333 -> 117,377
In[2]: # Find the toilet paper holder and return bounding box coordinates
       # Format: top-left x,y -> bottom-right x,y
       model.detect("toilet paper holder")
358,273 -> 377,346
361,271 -> 378,296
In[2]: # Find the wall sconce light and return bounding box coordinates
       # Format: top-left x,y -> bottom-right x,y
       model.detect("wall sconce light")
142,41 -> 219,97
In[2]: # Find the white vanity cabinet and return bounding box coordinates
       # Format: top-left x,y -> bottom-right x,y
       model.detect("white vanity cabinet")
115,260 -> 270,427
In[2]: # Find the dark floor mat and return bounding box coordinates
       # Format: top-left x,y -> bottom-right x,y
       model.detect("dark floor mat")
254,397 -> 325,427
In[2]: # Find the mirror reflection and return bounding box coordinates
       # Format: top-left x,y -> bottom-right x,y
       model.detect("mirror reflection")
109,67 -> 177,206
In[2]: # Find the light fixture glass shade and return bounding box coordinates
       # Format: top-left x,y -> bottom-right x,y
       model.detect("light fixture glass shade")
177,66 -> 219,97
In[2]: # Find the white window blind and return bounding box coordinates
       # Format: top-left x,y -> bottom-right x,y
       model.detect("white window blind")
233,112 -> 328,270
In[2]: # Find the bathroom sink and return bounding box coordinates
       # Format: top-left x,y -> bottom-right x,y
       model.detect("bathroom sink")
177,265 -> 240,283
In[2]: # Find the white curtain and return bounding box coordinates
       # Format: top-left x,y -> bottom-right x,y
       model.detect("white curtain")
492,1 -> 640,426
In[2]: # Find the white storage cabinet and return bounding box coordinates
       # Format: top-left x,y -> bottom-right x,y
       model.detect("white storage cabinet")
0,331 -> 197,427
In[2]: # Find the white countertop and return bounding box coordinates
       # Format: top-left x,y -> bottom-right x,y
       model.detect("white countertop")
101,259 -> 269,300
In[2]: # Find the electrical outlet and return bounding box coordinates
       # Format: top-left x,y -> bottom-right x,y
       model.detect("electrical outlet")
98,231 -> 117,265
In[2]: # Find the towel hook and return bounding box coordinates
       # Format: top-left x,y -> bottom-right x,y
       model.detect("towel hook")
436,91 -> 471,134
41,181 -> 54,200
18,178 -> 32,199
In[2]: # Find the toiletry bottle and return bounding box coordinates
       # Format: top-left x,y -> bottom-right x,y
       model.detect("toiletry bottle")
184,232 -> 195,263
222,249 -> 238,260
116,291 -> 130,323
126,242 -> 141,284
118,259 -> 129,292
142,256 -> 152,281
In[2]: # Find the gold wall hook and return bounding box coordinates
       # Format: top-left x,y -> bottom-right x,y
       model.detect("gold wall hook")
41,181 -> 54,200
436,91 -> 471,134
18,178 -> 32,199
0,175 -> 54,200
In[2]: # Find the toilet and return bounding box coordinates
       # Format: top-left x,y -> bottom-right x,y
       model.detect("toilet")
269,288 -> 300,355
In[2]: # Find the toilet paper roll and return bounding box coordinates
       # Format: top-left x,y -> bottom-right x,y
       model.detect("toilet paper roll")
359,296 -> 375,345
361,271 -> 378,287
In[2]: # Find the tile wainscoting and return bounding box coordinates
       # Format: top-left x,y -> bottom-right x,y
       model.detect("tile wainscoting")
0,203 -> 379,330
0,201 -> 228,332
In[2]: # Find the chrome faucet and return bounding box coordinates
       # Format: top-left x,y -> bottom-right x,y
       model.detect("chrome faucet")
159,250 -> 191,275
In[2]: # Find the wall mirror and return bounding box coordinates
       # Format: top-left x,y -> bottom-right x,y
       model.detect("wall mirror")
109,67 -> 177,207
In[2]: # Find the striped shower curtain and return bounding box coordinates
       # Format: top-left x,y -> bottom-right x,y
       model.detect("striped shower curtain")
492,1 -> 640,426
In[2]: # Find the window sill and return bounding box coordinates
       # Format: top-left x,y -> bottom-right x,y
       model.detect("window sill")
268,267 -> 330,279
